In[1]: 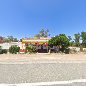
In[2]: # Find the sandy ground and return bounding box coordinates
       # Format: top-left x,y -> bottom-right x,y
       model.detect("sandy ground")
0,53 -> 86,62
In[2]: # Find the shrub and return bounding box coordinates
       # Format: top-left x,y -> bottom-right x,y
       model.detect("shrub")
26,45 -> 36,53
9,45 -> 20,54
2,49 -> 7,54
0,46 -> 2,49
0,49 -> 3,54
64,48 -> 70,54
0,49 -> 7,54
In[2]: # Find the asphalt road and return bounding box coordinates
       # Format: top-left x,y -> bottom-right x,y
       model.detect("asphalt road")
0,62 -> 86,86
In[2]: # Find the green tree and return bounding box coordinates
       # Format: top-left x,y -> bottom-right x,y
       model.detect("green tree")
13,38 -> 18,42
4,36 -> 18,42
48,34 -> 69,52
81,32 -> 86,47
35,34 -> 40,39
35,29 -> 50,38
68,36 -> 72,42
74,33 -> 80,47
4,38 -> 10,42
7,36 -> 14,42
68,36 -> 74,46
39,29 -> 45,37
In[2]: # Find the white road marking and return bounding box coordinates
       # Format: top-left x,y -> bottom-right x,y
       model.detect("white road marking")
0,79 -> 86,86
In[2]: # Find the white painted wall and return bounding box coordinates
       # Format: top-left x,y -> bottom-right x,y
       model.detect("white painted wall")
0,42 -> 23,49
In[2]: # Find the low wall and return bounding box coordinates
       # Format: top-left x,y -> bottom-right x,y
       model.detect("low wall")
69,47 -> 86,52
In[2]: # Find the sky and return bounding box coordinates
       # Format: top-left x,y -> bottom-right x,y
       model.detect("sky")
0,0 -> 86,39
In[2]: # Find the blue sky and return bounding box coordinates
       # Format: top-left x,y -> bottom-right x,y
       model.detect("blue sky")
0,0 -> 86,39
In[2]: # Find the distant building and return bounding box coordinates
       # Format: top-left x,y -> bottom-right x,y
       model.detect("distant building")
0,42 -> 22,50
22,37 -> 51,53
0,37 -> 51,53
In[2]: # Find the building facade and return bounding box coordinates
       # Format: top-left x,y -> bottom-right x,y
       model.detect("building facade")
22,37 -> 50,53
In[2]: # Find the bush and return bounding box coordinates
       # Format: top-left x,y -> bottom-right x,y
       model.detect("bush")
0,49 -> 3,54
9,45 -> 20,54
26,45 -> 36,53
64,48 -> 70,54
0,46 -> 2,49
2,49 -> 7,54
0,49 -> 7,54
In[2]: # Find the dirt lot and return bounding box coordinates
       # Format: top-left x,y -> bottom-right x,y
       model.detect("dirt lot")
0,53 -> 86,62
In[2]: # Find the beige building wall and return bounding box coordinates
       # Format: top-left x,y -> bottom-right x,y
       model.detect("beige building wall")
0,42 -> 23,49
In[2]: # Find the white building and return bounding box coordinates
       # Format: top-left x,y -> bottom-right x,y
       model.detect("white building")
0,42 -> 23,49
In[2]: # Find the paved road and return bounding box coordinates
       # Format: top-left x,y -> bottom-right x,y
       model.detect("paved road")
0,62 -> 86,85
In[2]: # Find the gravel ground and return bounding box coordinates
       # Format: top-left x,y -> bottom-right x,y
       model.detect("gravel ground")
0,53 -> 86,86
0,53 -> 86,62
0,63 -> 86,84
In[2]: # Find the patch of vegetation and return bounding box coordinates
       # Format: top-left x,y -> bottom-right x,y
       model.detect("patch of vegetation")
9,45 -> 20,54
26,45 -> 37,53
48,34 -> 70,53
